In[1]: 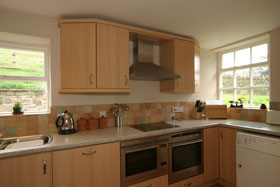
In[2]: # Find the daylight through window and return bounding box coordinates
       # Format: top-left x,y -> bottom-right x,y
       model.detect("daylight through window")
219,43 -> 269,107
0,41 -> 50,114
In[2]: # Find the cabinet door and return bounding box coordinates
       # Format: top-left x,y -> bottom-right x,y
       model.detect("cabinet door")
128,175 -> 168,187
97,23 -> 129,89
203,128 -> 219,183
53,142 -> 120,187
219,127 -> 240,185
60,23 -> 96,89
0,152 -> 52,187
173,39 -> 195,92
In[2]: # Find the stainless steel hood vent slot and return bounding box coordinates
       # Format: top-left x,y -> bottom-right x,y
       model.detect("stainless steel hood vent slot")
130,39 -> 180,81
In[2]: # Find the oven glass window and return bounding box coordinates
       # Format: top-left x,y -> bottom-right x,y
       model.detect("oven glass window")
172,142 -> 202,172
125,147 -> 157,176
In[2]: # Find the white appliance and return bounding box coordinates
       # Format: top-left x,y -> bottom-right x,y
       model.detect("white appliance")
266,110 -> 280,125
236,132 -> 280,187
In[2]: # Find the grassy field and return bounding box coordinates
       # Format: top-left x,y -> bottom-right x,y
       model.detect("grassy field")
0,48 -> 45,90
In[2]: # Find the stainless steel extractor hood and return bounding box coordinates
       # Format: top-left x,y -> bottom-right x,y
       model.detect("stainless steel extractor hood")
129,39 -> 180,81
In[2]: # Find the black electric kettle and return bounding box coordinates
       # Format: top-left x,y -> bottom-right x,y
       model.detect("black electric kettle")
56,110 -> 76,134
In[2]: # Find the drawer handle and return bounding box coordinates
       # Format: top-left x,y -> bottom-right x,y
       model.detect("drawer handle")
82,150 -> 97,155
184,182 -> 192,186
147,184 -> 152,187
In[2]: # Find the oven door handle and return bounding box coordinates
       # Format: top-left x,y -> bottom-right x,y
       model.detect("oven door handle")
172,139 -> 203,148
125,145 -> 158,154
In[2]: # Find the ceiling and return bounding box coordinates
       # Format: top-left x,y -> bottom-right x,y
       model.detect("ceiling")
0,0 -> 280,49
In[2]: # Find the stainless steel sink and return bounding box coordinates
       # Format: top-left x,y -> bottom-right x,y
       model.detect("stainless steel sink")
0,134 -> 52,150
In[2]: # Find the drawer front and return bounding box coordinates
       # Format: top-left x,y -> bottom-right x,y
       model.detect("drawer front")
169,174 -> 204,187
128,175 -> 168,187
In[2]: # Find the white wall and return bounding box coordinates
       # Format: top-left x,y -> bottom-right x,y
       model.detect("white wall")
0,7 -> 218,106
270,28 -> 280,102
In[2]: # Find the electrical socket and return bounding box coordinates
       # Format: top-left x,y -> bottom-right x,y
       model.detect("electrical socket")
173,107 -> 184,113
99,111 -> 107,117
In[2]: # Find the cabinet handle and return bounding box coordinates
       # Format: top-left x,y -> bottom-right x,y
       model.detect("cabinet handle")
90,73 -> 93,85
125,75 -> 128,86
82,150 -> 97,155
43,158 -> 47,175
147,184 -> 152,187
220,129 -> 223,140
184,182 -> 192,186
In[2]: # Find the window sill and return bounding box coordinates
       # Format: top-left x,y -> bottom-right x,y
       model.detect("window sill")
227,107 -> 268,111
0,111 -> 50,117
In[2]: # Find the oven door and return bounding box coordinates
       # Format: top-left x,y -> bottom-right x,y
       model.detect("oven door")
121,142 -> 168,186
169,139 -> 203,184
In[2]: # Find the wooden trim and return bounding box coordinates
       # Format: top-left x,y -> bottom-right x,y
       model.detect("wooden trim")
160,89 -> 195,93
198,179 -> 219,187
58,19 -> 194,42
59,88 -> 130,94
218,178 -> 236,187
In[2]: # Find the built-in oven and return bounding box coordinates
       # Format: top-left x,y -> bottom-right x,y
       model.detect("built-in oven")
169,130 -> 203,184
121,135 -> 168,187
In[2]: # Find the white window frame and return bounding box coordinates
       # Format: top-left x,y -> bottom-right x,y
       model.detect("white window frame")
0,33 -> 51,114
218,40 -> 270,108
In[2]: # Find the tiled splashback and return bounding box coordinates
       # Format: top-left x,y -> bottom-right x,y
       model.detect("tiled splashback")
0,102 -> 194,137
1,101 -> 278,138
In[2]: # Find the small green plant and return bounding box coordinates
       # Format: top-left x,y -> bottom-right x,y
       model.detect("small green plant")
13,102 -> 23,114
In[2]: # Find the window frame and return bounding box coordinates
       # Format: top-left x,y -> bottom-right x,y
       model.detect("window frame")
0,39 -> 51,114
217,40 -> 270,108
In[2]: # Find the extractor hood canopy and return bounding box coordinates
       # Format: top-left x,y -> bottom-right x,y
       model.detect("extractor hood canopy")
129,39 -> 180,81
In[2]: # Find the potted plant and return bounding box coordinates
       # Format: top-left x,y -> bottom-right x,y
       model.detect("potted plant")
13,102 -> 23,115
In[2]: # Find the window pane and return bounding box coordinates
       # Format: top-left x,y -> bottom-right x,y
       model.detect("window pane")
222,52 -> 234,69
0,81 -> 47,113
252,44 -> 268,64
252,66 -> 269,86
222,89 -> 233,105
253,88 -> 269,107
221,71 -> 233,88
236,69 -> 250,87
0,48 -> 45,77
236,89 -> 250,107
0,80 -> 46,90
235,48 -> 250,66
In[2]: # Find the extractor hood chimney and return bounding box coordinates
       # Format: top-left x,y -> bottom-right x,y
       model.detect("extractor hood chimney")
129,39 -> 180,81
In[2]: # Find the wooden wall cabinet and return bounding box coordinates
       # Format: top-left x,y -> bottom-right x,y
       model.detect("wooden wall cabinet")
203,127 -> 219,184
128,175 -> 168,187
160,39 -> 196,93
60,23 -> 97,90
219,127 -> 240,185
97,23 -> 130,89
0,152 -> 52,187
53,142 -> 120,187
59,22 -> 130,93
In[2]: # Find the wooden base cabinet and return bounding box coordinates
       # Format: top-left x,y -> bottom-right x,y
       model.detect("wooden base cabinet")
203,128 -> 219,183
219,127 -> 240,185
0,152 -> 52,187
128,175 -> 168,187
53,142 -> 120,187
